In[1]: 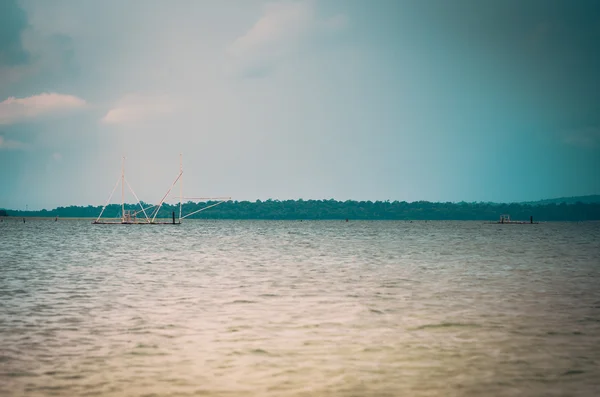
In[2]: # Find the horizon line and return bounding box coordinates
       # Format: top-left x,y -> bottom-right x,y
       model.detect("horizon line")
3,194 -> 600,212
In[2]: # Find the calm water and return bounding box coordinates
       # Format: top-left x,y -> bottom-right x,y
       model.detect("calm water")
1,220 -> 599,396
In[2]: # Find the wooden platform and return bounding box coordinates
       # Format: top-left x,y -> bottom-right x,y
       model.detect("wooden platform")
488,221 -> 539,224
92,221 -> 180,225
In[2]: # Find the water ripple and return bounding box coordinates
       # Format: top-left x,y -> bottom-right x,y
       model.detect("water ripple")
1,220 -> 599,396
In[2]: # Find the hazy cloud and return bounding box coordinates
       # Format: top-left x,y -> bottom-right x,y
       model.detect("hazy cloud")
52,152 -> 63,161
0,0 -> 77,95
227,1 -> 348,77
101,94 -> 177,125
563,127 -> 600,148
0,135 -> 27,150
0,92 -> 86,124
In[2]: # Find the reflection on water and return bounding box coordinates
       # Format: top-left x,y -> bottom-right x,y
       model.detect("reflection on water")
1,220 -> 599,396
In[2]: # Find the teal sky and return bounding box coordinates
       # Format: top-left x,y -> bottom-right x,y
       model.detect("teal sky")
1,0 -> 599,210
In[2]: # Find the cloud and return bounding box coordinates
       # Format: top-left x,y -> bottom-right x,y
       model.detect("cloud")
563,126 -> 600,148
0,92 -> 86,124
227,1 -> 348,77
0,135 -> 27,150
0,0 -> 30,66
52,152 -> 63,161
101,94 -> 177,125
0,0 -> 78,97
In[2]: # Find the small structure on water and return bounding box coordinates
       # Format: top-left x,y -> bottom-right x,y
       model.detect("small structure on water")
93,155 -> 230,225
494,214 -> 538,224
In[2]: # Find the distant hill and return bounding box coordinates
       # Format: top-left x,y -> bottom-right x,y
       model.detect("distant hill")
521,195 -> 600,205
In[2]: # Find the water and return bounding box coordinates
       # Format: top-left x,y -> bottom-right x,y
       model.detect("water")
1,220 -> 599,396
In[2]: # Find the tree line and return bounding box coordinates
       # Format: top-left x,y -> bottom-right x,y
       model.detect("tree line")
2,199 -> 600,221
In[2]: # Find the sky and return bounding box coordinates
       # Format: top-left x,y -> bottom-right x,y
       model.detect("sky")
1,0 -> 599,210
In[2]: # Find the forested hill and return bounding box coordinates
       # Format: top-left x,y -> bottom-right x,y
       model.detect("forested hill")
521,195 -> 600,205
2,199 -> 600,221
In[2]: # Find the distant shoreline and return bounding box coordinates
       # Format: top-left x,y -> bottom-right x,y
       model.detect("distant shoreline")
2,196 -> 599,222
2,217 -> 599,224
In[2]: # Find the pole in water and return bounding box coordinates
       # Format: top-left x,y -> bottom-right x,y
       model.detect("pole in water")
530,215 -> 533,224
172,211 -> 175,224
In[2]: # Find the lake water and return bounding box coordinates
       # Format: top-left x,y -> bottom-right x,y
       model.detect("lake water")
1,220 -> 599,396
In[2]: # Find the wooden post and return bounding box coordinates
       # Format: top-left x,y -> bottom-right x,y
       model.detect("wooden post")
172,211 -> 175,224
